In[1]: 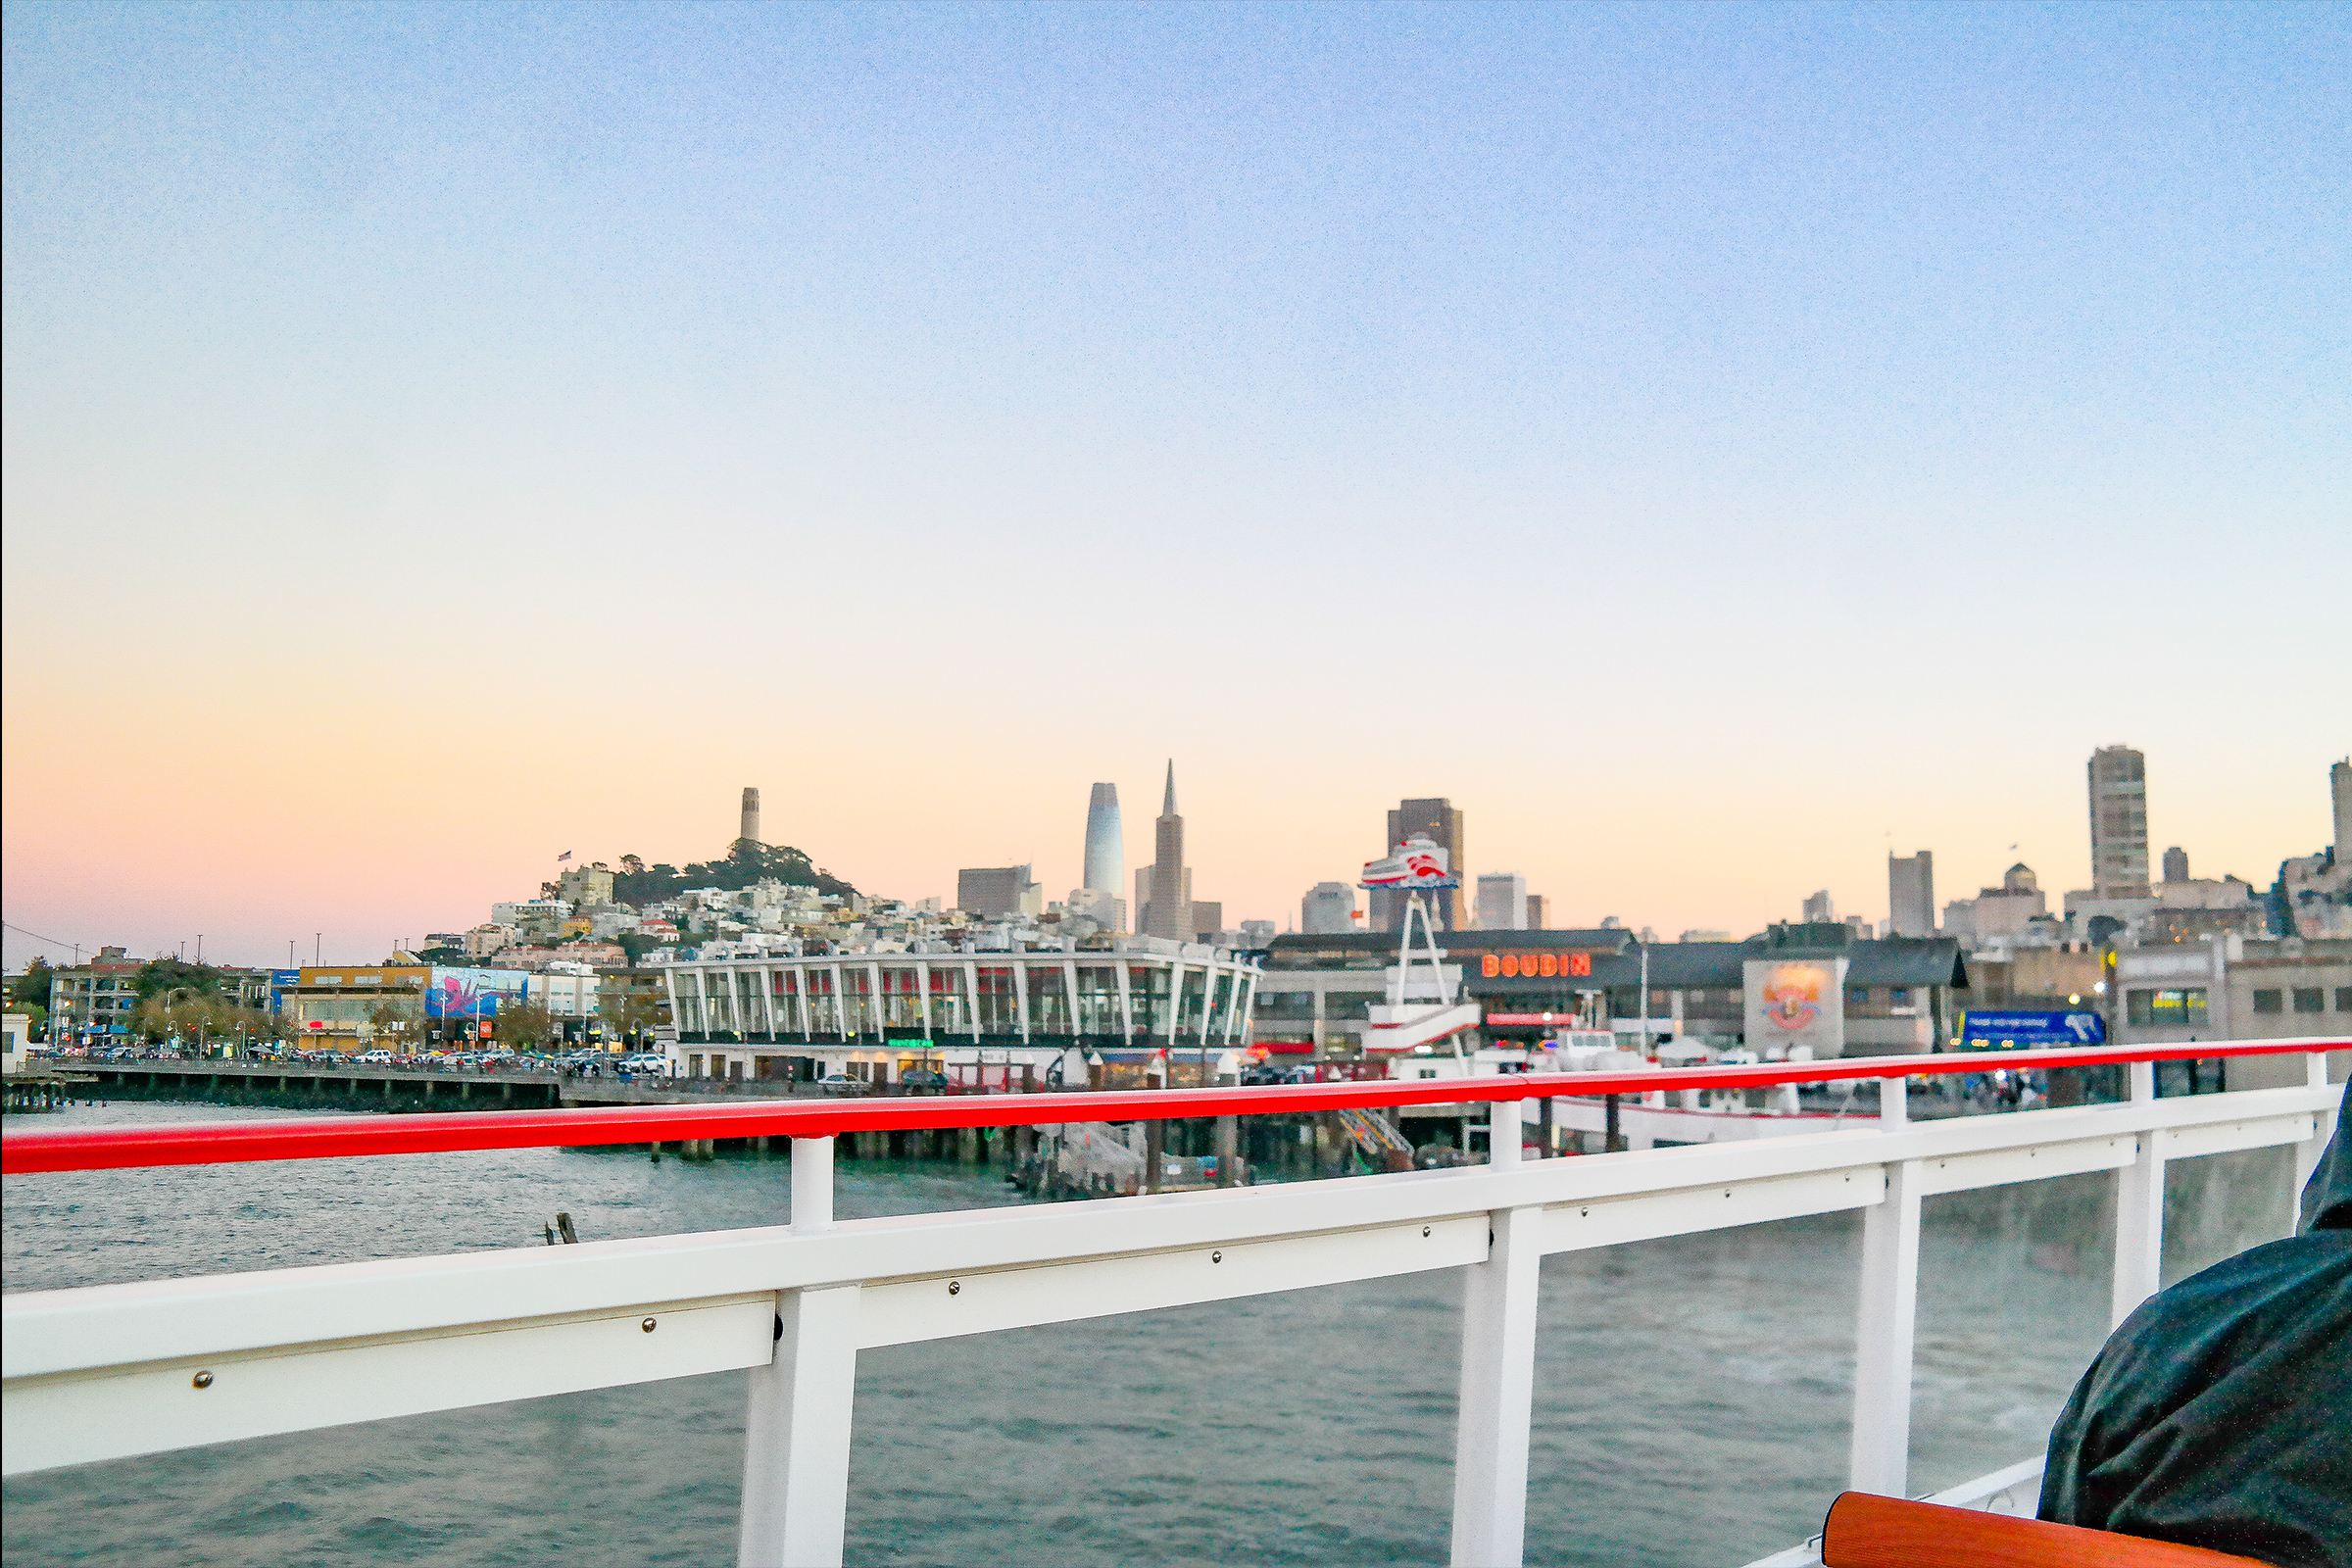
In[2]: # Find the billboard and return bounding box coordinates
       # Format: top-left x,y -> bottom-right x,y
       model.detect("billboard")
1958,1009 -> 2105,1051
424,967 -> 533,1019
1360,835 -> 1457,892
1743,956 -> 1848,1059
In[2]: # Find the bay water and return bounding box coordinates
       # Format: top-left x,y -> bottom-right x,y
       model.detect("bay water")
2,1102 -> 2289,1566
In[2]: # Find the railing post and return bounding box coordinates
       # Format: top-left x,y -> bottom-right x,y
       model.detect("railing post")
740,1137 -> 860,1568
2112,1060 -> 2164,1328
2290,1050 -> 2335,1234
1450,1100 -> 1538,1568
1849,1075 -> 1918,1497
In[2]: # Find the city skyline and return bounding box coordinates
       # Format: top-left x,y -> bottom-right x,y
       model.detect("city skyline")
5,745 -> 2340,969
4,6 -> 2345,966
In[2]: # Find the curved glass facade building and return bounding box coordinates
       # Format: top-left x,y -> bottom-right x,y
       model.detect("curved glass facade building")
1083,782 -> 1123,895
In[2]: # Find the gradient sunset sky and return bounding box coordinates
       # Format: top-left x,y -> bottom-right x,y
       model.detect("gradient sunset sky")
4,2 -> 2345,969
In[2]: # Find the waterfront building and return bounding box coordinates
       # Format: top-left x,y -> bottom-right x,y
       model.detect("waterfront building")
2110,935 -> 2352,1089
1965,941 -> 2104,1011
1887,851 -> 1935,938
1477,873 -> 1528,931
662,938 -> 1261,1085
44,948 -> 149,1041
276,963 -> 547,1047
956,865 -> 1041,920
1301,882 -> 1356,934
1140,762 -> 1194,941
1371,799 -> 1465,930
2087,744 -> 2151,898
1254,923 -> 1964,1058
45,950 -> 275,1043
1083,783 -> 1122,899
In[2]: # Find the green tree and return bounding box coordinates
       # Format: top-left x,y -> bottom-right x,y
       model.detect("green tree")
11,957 -> 55,1011
612,840 -> 857,906
494,998 -> 555,1053
137,991 -> 234,1046
133,959 -> 224,1006
602,988 -> 663,1040
368,997 -> 425,1052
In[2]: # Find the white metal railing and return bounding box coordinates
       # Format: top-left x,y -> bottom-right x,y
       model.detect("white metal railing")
2,1041 -> 2341,1567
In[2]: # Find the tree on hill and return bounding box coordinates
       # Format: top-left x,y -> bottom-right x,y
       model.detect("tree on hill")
11,958 -> 55,1011
612,839 -> 856,906
134,958 -> 225,1004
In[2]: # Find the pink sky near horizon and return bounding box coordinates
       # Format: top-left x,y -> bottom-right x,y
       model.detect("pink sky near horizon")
3,669 -> 2339,969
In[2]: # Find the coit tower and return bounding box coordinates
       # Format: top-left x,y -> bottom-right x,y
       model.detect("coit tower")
740,787 -> 760,848
1083,783 -> 1122,895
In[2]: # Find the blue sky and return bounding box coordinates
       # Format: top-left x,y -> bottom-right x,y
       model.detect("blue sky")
4,2 -> 2346,964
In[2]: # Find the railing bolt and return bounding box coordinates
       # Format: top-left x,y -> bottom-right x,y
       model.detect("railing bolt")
641,1317 -> 658,1333
1423,1225 -> 1432,1238
1210,1250 -> 1222,1263
948,1280 -> 960,1295
191,1371 -> 213,1389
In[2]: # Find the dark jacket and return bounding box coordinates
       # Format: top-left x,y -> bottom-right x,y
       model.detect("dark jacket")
2038,1094 -> 2351,1565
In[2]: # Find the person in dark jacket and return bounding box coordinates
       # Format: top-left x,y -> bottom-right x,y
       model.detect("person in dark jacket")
2039,1096 -> 2351,1566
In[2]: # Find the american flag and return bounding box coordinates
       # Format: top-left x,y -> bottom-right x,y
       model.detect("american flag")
557,851 -> 572,862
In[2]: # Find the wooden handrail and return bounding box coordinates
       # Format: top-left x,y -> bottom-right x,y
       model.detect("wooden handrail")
1821,1492 -> 2269,1568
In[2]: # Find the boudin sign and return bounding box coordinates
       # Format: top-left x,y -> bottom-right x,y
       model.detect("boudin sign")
1478,952 -> 1593,980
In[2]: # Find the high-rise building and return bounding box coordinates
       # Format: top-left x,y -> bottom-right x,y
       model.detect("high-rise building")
1801,889 -> 1836,924
1477,872 -> 1528,931
1301,882 -> 1356,934
1372,798 -> 1465,930
957,865 -> 1040,919
1083,783 -> 1122,897
739,787 -> 760,847
1190,903 -> 1224,941
2332,758 -> 2350,858
1525,894 -> 1547,931
1141,761 -> 1194,941
2089,745 -> 2151,898
2162,846 -> 2190,884
1887,852 -> 1935,937
1238,919 -> 1276,948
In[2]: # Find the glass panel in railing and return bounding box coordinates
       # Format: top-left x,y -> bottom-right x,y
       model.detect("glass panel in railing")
1909,1173 -> 2112,1499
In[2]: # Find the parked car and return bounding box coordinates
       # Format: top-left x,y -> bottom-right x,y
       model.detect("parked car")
616,1054 -> 671,1076
814,1073 -> 866,1095
352,1049 -> 394,1065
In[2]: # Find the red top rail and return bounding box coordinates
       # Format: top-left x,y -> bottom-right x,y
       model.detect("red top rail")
4,1038 -> 2342,1176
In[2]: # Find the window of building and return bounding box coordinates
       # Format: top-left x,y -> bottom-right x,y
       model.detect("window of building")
1890,988 -> 1912,1005
2251,989 -> 2283,1014
1846,987 -> 1870,1004
2291,987 -> 2325,1014
2128,989 -> 2208,1027
2338,988 -> 2352,1012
